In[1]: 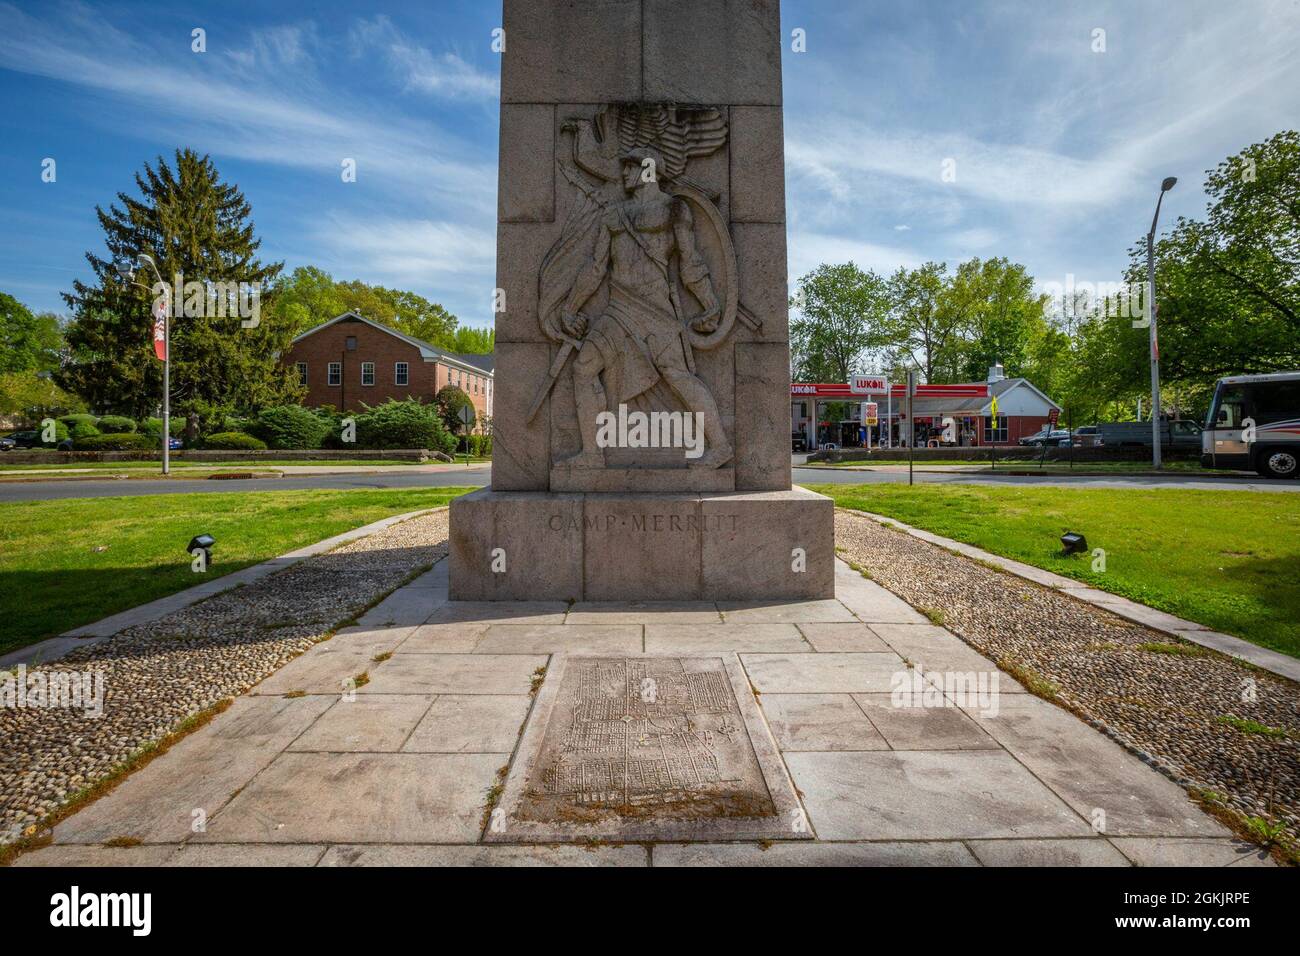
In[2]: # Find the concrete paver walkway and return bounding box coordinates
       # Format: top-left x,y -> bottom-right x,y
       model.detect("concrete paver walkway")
16,558 -> 1272,867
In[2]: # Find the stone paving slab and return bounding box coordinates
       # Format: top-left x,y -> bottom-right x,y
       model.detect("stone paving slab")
960,695 -> 1230,837
356,586 -> 445,628
286,696 -> 435,753
473,624 -> 642,654
868,623 -> 1025,692
644,622 -> 810,654
359,653 -> 548,695
250,644 -> 376,696
14,844 -> 181,867
423,602 -> 568,625
52,695 -> 333,845
786,750 -> 1095,841
195,752 -> 501,844
323,624 -> 419,657
319,844 -> 648,866
796,622 -> 892,652
653,841 -> 979,866
742,652 -> 905,693
758,694 -> 888,751
162,844 -> 327,866
719,599 -> 857,623
1108,837 -> 1276,867
402,694 -> 532,753
400,621 -> 490,653
566,602 -> 723,625
852,693 -> 1001,750
965,838 -> 1131,867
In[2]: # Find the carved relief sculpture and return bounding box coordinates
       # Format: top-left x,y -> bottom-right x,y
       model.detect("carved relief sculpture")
529,104 -> 761,472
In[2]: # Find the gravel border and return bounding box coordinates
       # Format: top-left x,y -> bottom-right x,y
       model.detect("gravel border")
1,509 -> 449,844
834,509 -> 1299,848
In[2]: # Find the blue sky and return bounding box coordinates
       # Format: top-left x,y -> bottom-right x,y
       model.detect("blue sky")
2,0 -> 1298,329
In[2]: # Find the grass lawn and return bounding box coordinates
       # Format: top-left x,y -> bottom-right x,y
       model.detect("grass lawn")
814,459 -> 1211,472
0,458 -> 489,472
0,487 -> 478,656
810,483 -> 1300,658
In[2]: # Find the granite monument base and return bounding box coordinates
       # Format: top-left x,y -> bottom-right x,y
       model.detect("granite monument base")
449,486 -> 834,602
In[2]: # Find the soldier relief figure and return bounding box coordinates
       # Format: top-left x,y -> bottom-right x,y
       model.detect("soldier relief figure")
533,104 -> 758,471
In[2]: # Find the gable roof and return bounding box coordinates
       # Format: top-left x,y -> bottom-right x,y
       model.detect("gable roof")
292,312 -> 493,376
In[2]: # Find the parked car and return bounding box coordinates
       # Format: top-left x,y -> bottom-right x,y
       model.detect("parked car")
1018,428 -> 1073,447
6,430 -> 43,449
0,435 -> 15,451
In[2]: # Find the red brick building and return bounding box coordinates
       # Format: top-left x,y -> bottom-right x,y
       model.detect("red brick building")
283,312 -> 494,419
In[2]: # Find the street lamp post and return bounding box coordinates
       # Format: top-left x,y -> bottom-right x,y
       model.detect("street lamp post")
1146,176 -> 1177,469
115,253 -> 171,475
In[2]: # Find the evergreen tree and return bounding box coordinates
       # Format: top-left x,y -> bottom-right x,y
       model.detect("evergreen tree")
60,149 -> 295,425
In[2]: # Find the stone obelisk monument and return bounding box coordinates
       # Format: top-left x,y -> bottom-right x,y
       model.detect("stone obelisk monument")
450,0 -> 834,601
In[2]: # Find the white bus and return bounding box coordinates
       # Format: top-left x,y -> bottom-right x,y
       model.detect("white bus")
1202,372 -> 1300,479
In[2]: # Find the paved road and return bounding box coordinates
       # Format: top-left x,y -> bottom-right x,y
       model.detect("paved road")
0,467 -> 491,502
2,463 -> 1296,501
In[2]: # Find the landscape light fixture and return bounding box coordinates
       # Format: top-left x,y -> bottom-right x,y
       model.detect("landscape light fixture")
188,534 -> 215,568
1060,532 -> 1088,555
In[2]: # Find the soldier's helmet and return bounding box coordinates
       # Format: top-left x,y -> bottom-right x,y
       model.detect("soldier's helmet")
620,146 -> 668,181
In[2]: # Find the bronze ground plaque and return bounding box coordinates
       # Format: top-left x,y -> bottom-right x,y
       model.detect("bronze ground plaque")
486,654 -> 811,843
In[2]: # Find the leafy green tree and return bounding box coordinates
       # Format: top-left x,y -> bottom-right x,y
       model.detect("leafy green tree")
1125,130 -> 1300,383
940,258 -> 1047,381
0,371 -> 81,421
0,293 -> 62,373
434,384 -> 475,434
885,262 -> 968,382
266,267 -> 461,348
59,149 -> 296,426
447,325 -> 495,354
790,262 -> 892,381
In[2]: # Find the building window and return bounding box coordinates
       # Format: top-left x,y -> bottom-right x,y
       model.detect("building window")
361,362 -> 375,386
327,362 -> 341,386
395,362 -> 409,386
296,362 -> 308,387
345,335 -> 358,351
983,415 -> 1008,443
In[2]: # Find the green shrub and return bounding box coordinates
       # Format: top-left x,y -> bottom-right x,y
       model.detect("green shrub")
74,432 -> 155,451
354,399 -> 456,453
138,417 -> 184,440
249,405 -> 328,449
96,415 -> 137,434
59,413 -> 99,429
203,431 -> 268,450
70,422 -> 101,441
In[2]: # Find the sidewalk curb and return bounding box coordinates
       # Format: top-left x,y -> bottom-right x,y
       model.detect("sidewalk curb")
839,507 -> 1300,684
0,507 -> 448,670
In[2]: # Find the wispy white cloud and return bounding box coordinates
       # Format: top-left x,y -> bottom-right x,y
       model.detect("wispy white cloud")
349,15 -> 498,99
